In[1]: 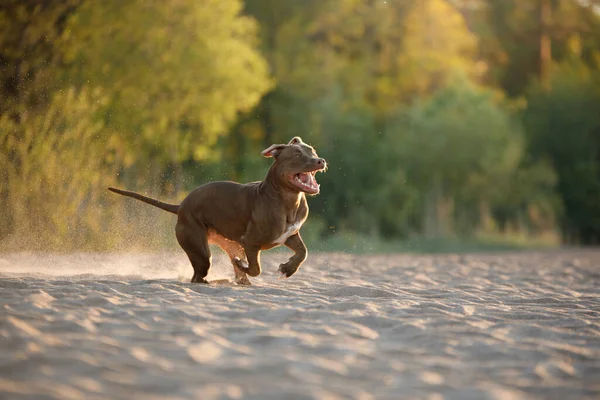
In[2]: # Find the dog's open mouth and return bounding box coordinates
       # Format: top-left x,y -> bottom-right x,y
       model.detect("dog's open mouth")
290,171 -> 321,194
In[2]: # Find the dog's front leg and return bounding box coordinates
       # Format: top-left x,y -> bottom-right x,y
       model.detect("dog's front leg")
234,246 -> 262,277
278,233 -> 307,278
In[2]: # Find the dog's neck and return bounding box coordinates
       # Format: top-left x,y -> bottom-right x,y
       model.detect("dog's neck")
261,163 -> 303,210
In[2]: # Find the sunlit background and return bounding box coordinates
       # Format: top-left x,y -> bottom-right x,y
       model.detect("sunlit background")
1,0 -> 599,252
2,3 -> 600,399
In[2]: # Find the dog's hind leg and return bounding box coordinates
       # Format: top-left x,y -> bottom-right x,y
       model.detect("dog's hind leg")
208,233 -> 251,285
234,246 -> 262,277
175,217 -> 211,283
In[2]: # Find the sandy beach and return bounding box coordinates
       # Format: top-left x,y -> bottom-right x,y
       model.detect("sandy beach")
1,250 -> 600,399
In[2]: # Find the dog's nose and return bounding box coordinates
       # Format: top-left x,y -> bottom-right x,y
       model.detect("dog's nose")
316,158 -> 325,166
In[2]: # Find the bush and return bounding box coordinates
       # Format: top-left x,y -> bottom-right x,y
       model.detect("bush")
0,88 -> 120,249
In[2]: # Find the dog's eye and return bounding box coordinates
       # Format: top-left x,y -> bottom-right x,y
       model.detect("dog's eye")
294,152 -> 301,158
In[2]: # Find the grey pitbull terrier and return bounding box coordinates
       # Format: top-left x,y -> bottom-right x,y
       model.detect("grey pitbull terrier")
108,137 -> 327,285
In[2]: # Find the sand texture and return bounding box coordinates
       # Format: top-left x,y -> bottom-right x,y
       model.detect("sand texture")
1,250 -> 600,399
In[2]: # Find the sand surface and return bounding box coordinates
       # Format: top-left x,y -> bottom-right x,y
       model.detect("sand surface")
1,250 -> 600,399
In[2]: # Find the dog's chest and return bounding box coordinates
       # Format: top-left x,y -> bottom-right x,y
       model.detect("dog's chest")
273,220 -> 304,245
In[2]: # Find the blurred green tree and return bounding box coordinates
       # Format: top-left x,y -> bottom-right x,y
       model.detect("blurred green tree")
0,0 -> 82,117
60,0 -> 272,191
524,60 -> 600,244
394,75 -> 556,237
0,0 -> 87,242
456,0 -> 600,96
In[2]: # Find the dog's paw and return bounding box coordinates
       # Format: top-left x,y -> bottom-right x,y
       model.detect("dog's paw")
235,276 -> 252,286
278,262 -> 298,279
191,276 -> 209,284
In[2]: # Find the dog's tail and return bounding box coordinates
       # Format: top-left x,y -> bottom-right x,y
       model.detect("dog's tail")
107,187 -> 179,215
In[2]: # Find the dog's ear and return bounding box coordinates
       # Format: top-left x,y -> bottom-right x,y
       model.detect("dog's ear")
261,144 -> 287,158
288,137 -> 304,145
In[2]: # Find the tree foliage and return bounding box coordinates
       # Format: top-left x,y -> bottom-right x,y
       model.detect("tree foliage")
1,0 -> 600,249
61,0 -> 271,167
0,88 -> 118,249
524,61 -> 600,244
0,0 -> 81,116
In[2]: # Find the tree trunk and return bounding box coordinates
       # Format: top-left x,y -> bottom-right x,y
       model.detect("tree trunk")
539,0 -> 552,87
424,175 -> 443,237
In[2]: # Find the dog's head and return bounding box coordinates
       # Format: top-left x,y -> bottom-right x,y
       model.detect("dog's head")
262,137 -> 327,195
